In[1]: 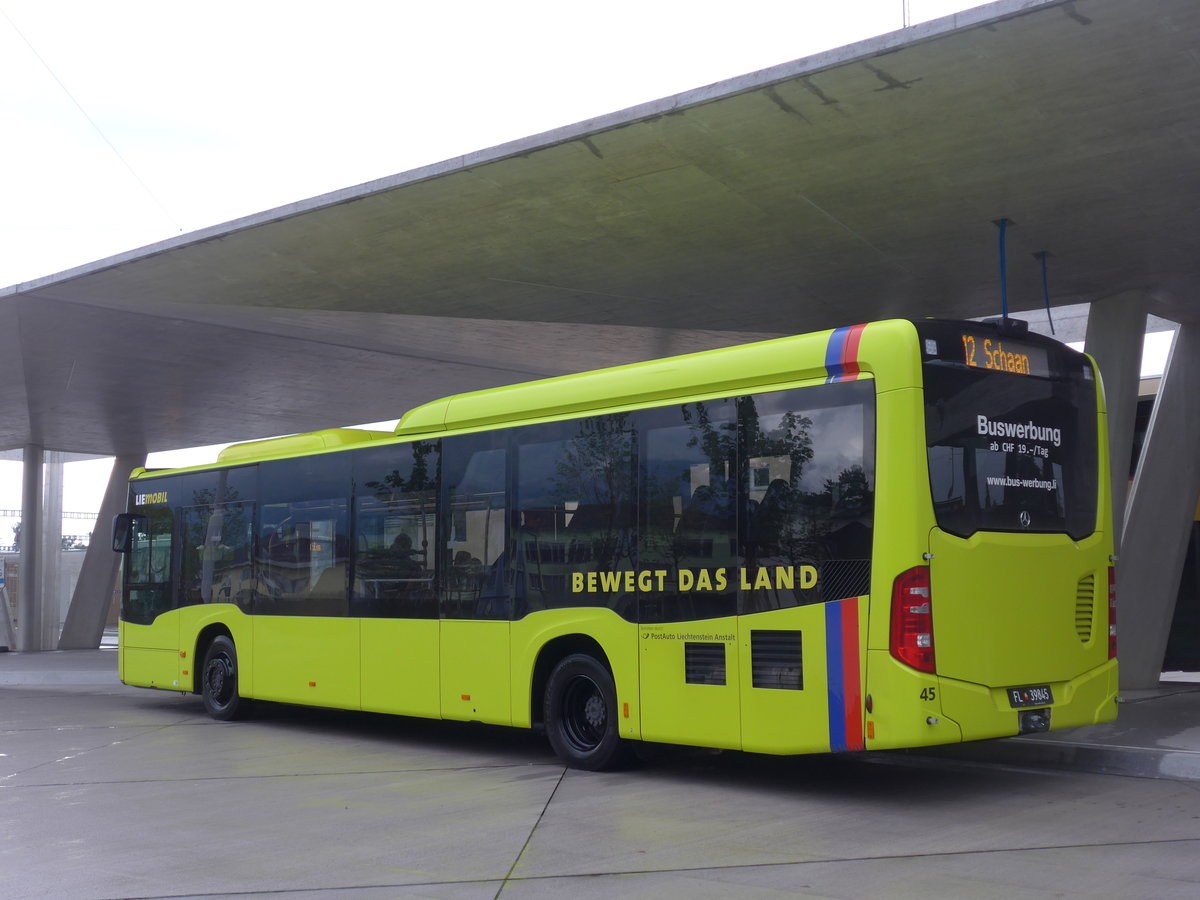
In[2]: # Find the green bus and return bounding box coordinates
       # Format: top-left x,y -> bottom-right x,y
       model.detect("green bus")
113,318 -> 1117,769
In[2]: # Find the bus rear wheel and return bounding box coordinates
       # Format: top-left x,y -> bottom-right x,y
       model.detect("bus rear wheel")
544,653 -> 625,770
201,635 -> 249,720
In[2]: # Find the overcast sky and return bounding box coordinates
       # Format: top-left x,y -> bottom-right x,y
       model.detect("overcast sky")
0,0 -> 1029,521
0,0 -> 987,289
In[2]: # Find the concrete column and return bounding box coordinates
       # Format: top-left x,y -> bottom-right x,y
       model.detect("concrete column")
0,561 -> 15,651
41,451 -> 64,649
17,444 -> 44,651
1083,293 -> 1147,546
1117,323 -> 1200,689
59,454 -> 145,649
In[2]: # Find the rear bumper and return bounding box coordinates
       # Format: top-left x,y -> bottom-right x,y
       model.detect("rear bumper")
941,656 -> 1118,738
865,651 -> 1118,751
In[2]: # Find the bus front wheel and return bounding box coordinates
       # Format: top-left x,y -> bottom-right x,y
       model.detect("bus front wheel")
201,635 -> 249,720
544,653 -> 625,770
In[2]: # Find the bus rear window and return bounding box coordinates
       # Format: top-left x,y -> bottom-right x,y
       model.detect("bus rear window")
919,323 -> 1099,541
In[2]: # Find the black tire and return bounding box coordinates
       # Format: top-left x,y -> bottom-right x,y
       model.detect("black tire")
544,653 -> 625,770
201,635 -> 249,720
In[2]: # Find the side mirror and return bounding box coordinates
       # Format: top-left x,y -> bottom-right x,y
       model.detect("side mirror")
112,513 -> 139,553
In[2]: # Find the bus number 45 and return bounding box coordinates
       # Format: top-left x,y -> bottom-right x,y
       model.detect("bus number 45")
920,687 -> 937,701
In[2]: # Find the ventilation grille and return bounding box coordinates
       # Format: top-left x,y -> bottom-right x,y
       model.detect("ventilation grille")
685,642 -> 726,685
751,630 -> 803,690
1075,574 -> 1095,642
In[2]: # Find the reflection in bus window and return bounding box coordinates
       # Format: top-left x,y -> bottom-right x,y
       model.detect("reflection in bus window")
353,441 -> 439,618
741,380 -> 875,613
640,399 -> 738,624
254,454 -> 350,617
923,361 -> 1096,539
442,434 -> 508,620
513,414 -> 635,617
181,501 -> 255,609
124,496 -> 175,625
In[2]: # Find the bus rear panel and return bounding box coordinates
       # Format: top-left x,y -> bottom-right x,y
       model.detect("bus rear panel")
864,320 -> 1116,752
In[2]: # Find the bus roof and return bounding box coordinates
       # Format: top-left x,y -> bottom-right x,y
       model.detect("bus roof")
136,319 -> 923,476
395,322 -> 911,437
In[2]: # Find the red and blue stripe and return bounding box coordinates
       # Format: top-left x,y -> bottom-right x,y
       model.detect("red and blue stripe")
824,597 -> 864,752
824,323 -> 868,383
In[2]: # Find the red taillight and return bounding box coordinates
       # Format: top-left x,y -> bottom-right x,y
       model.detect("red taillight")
891,566 -> 935,673
1108,565 -> 1117,659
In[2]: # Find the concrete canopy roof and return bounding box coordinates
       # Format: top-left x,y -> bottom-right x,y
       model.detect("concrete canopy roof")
3,0 -> 1197,457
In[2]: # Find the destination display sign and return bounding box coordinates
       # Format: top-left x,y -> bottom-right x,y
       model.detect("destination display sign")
958,332 -> 1050,377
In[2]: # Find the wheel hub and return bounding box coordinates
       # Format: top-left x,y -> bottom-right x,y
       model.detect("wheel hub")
584,694 -> 605,729
207,658 -> 230,698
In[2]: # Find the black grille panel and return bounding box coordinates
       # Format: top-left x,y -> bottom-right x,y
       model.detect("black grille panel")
1075,574 -> 1095,642
751,630 -> 803,690
685,642 -> 727,685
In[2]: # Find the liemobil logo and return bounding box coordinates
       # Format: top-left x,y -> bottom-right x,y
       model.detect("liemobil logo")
135,491 -> 169,505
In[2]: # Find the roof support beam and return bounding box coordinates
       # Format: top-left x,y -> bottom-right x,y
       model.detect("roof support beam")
1084,292 -> 1147,544
58,454 -> 145,649
1117,323 -> 1200,688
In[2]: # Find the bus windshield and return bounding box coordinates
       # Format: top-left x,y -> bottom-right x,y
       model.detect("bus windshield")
918,321 -> 1099,541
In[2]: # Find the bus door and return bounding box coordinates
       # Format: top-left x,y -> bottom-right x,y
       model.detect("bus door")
252,456 -> 359,709
440,437 -> 511,726
638,401 -> 743,750
120,485 -> 181,689
353,442 -> 440,719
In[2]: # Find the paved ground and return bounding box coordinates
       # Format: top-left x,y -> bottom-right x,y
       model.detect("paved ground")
3,651 -> 1200,899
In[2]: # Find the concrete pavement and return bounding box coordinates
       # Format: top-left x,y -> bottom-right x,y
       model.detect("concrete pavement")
5,649 -> 1200,782
3,650 -> 1200,899
900,679 -> 1200,783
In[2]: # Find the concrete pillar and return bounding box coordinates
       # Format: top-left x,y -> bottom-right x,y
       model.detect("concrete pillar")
1083,293 -> 1147,547
17,444 -> 44,651
1117,323 -> 1200,688
0,561 -> 15,651
59,454 -> 145,649
41,451 -> 64,649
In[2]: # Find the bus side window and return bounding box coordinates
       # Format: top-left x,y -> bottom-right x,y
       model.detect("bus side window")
639,399 -> 738,624
351,440 -> 439,618
512,414 -> 636,618
740,381 -> 875,613
442,433 -> 509,620
123,500 -> 176,625
254,455 -> 350,617
180,501 -> 255,608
